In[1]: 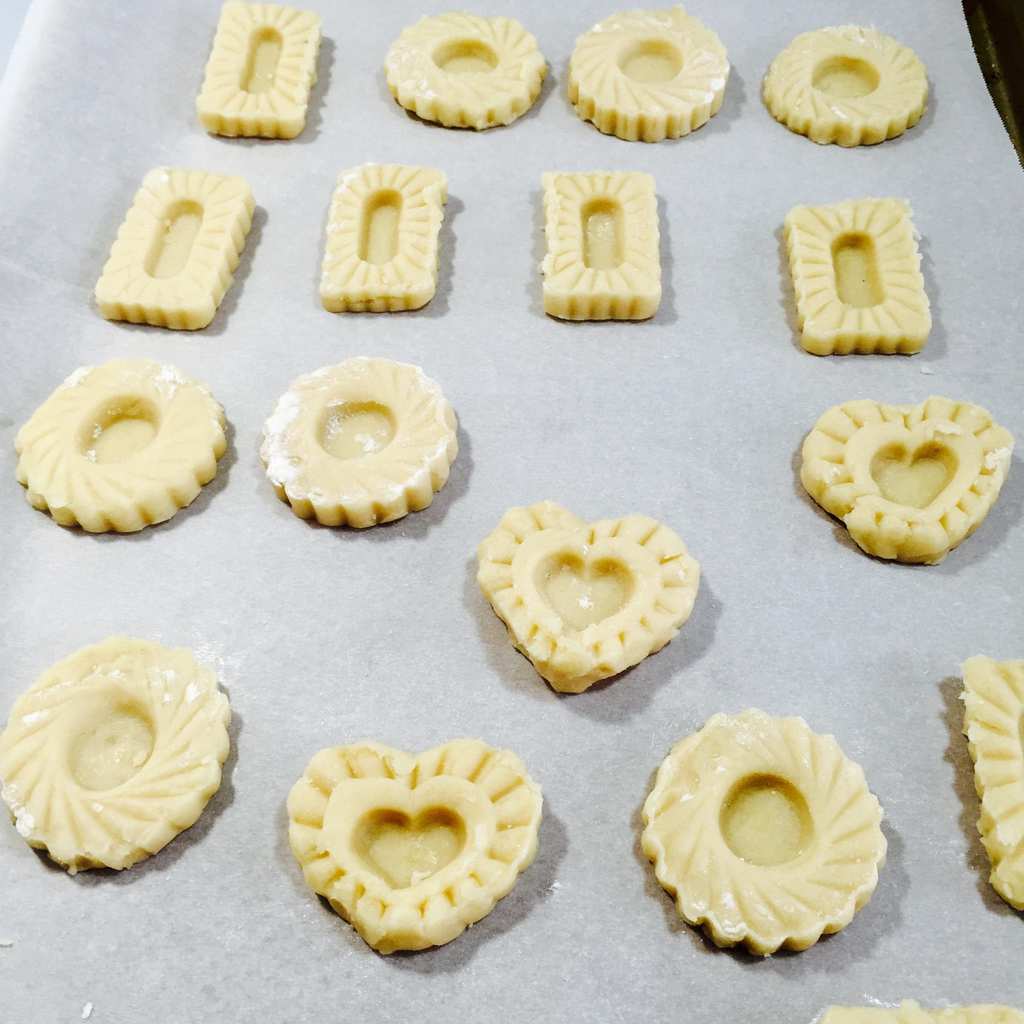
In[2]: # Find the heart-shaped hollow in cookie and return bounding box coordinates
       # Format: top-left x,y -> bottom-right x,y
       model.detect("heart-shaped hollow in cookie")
287,739 -> 542,954
869,440 -> 957,508
477,502 -> 701,693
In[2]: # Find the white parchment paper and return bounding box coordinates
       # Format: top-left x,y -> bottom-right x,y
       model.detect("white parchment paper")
1,1 -> 1022,1021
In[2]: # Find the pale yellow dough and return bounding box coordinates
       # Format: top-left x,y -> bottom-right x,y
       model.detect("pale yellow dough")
763,26 -> 928,146
824,1003 -> 1024,1024
801,396 -> 1014,564
288,738 -> 542,953
260,357 -> 458,528
15,359 -> 227,533
196,2 -> 321,139
0,637 -> 231,873
541,171 -> 661,321
385,13 -> 546,130
962,656 -> 1024,910
785,198 -> 931,355
95,167 -> 254,330
568,6 -> 729,143
642,709 -> 886,955
476,501 -> 699,693
320,164 -> 448,313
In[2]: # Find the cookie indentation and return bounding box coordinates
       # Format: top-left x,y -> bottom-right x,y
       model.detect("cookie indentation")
870,441 -> 956,508
812,56 -> 879,99
144,200 -> 204,280
618,39 -> 683,84
354,808 -> 466,888
720,774 -> 813,866
582,199 -> 625,270
78,395 -> 160,464
318,401 -> 396,461
68,700 -> 155,791
538,553 -> 633,631
832,233 -> 884,307
432,38 -> 498,73
358,191 -> 403,266
240,26 -> 283,93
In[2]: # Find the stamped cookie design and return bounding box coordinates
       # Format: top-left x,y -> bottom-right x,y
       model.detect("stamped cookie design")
801,397 -> 1014,564
568,6 -> 729,142
95,167 -> 255,330
288,739 -> 542,953
385,13 -> 546,130
260,357 -> 458,528
763,26 -> 928,146
477,501 -> 699,693
962,656 -> 1024,910
196,2 -> 322,139
15,359 -> 227,533
785,198 -> 931,355
824,1003 -> 1024,1024
642,709 -> 886,954
0,638 -> 231,873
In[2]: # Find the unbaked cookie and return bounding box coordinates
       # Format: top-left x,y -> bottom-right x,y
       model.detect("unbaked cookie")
260,357 -> 458,527
288,738 -> 542,953
824,1003 -> 1024,1024
385,13 -> 546,130
477,501 -> 700,693
15,359 -> 227,533
801,396 -> 1014,563
0,637 -> 231,873
763,26 -> 928,146
642,709 -> 886,954
568,6 -> 729,142
962,656 -> 1024,910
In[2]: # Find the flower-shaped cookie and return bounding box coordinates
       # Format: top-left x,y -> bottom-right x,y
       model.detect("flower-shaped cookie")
15,359 -> 227,533
962,656 -> 1024,910
568,6 -> 729,142
260,358 -> 458,528
477,502 -> 700,693
642,709 -> 886,954
801,396 -> 1014,564
0,637 -> 231,873
825,1003 -> 1024,1024
385,13 -> 546,130
763,26 -> 928,146
288,738 -> 542,953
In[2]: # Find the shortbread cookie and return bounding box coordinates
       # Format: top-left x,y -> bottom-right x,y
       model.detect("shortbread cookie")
477,501 -> 699,693
801,397 -> 1014,563
764,26 -> 928,146
385,13 -> 546,130
785,198 -> 931,355
962,656 -> 1024,910
320,164 -> 448,313
196,2 -> 321,139
541,171 -> 661,321
95,167 -> 254,330
260,358 -> 458,528
642,709 -> 886,954
15,360 -> 227,533
568,6 -> 729,142
288,738 -> 542,953
0,637 -> 231,873
824,1003 -> 1024,1024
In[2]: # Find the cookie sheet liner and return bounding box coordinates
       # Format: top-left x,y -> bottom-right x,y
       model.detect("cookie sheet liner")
0,0 -> 1022,1020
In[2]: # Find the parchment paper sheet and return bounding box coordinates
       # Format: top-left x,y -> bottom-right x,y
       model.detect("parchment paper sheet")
0,2 -> 1022,1021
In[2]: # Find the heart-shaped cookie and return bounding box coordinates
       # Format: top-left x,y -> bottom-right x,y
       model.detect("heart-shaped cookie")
287,739 -> 542,953
801,397 -> 1014,564
477,502 -> 701,693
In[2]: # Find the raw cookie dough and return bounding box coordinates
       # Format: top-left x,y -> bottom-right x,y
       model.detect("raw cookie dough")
15,359 -> 227,533
476,501 -> 700,693
320,164 -> 448,312
801,396 -> 1014,564
962,656 -> 1024,910
642,709 -> 886,955
196,2 -> 321,139
384,13 -> 546,130
260,357 -> 458,527
568,6 -> 729,142
541,171 -> 661,321
824,1003 -> 1024,1024
763,26 -> 928,146
288,738 -> 542,953
95,167 -> 254,330
785,198 -> 931,355
0,637 -> 231,873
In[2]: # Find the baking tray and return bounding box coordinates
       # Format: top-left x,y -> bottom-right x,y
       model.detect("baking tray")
1,1 -> 1022,1021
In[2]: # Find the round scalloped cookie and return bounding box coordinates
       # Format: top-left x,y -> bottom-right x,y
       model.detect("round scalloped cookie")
15,360 -> 227,532
568,6 -> 729,142
259,357 -> 458,528
0,637 -> 231,873
384,13 -> 546,130
642,709 -> 886,955
763,25 -> 928,146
